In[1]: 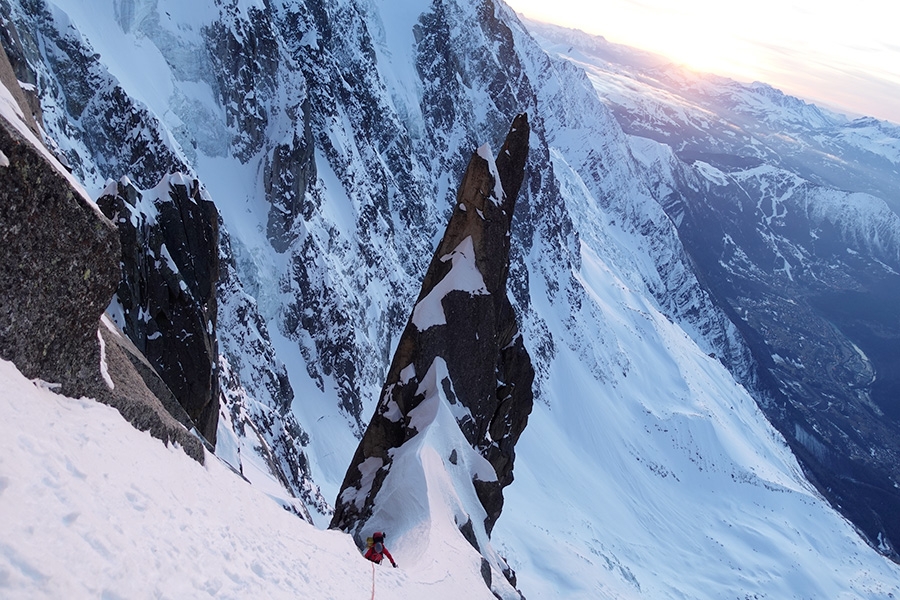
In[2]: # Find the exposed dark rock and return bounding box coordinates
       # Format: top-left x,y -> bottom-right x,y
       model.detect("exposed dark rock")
264,99 -> 317,252
98,174 -> 221,446
105,318 -> 197,432
0,110 -> 117,396
97,321 -> 205,462
205,5 -> 280,162
0,40 -> 39,137
331,114 -> 534,567
459,516 -> 480,551
481,557 -> 492,591
0,108 -> 203,462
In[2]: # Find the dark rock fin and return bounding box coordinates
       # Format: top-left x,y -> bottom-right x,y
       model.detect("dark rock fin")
98,175 -> 221,446
496,112 -> 529,209
329,114 -> 534,586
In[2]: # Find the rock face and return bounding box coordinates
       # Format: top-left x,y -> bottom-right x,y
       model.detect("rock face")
0,100 -> 203,462
0,111 -> 119,397
98,174 -> 221,445
331,114 -> 533,553
96,172 -> 328,517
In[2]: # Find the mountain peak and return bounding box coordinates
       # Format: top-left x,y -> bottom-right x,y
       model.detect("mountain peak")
330,114 -> 533,596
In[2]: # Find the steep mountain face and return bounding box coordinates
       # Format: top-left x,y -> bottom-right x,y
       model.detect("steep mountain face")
99,174 -> 221,444
0,0 -> 329,516
216,222 -> 330,519
98,171 -> 327,519
0,74 -> 204,462
528,19 -> 900,558
4,0 -> 900,597
331,115 -> 532,597
641,147 -> 900,559
0,0 -> 188,190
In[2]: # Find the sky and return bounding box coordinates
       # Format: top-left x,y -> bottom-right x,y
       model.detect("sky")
505,0 -> 900,124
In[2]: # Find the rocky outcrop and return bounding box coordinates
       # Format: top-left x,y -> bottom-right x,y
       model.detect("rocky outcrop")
0,106 -> 117,396
0,96 -> 203,462
98,174 -> 221,446
331,114 -> 533,571
97,171 -> 330,516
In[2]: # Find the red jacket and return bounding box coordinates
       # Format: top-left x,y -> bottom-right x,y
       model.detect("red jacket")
364,541 -> 395,566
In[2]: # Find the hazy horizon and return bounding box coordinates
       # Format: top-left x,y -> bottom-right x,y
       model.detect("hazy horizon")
506,0 -> 899,125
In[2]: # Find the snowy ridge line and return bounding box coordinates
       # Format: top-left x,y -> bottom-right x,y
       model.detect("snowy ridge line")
0,79 -> 99,213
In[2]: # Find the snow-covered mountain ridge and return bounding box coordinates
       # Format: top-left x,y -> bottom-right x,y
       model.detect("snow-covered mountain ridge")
524,19 -> 900,206
2,0 -> 900,597
526,16 -> 900,563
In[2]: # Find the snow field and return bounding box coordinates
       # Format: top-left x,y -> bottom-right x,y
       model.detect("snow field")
0,359 -> 491,600
492,242 -> 900,599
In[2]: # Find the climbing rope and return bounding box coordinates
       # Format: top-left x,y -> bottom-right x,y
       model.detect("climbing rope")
370,561 -> 376,600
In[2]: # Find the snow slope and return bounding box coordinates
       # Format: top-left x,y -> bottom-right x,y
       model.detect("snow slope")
493,242 -> 900,598
0,358 -> 495,599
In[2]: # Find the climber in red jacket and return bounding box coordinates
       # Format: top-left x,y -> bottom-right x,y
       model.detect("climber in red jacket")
364,531 -> 397,568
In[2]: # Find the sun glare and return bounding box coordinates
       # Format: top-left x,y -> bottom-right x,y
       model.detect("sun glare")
506,0 -> 900,123
509,0 -> 761,76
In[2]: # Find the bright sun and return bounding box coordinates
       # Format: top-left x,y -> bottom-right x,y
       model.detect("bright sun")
508,0 -> 764,77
